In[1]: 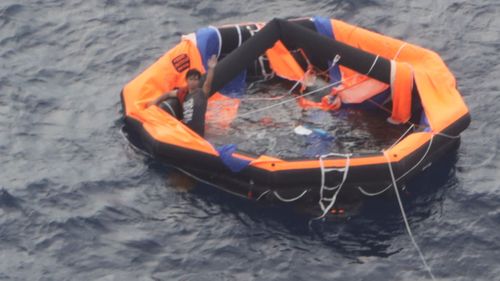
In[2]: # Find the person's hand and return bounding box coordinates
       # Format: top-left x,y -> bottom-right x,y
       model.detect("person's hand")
207,55 -> 217,69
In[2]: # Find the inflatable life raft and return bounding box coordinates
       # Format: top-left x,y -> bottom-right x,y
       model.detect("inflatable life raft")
121,17 -> 470,207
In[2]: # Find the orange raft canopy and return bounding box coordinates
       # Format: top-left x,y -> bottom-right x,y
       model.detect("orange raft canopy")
121,17 -> 470,205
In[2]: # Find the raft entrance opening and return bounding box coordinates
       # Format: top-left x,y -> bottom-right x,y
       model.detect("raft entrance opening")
205,77 -> 410,159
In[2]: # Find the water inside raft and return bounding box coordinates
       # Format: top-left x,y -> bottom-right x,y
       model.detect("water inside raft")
205,78 -> 410,159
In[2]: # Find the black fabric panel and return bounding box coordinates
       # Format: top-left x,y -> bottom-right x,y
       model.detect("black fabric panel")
240,24 -> 255,42
211,21 -> 281,94
159,97 -> 183,120
409,82 -> 423,124
440,112 -> 471,137
288,17 -> 316,31
120,90 -> 127,119
210,18 -> 392,95
219,23 -> 263,55
218,26 -> 239,55
123,116 -> 153,153
290,49 -> 309,71
277,19 -> 391,83
281,18 -> 329,71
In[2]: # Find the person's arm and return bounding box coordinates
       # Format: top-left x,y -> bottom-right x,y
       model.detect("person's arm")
146,89 -> 178,107
202,55 -> 218,96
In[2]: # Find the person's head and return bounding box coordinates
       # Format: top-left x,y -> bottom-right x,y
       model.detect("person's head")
185,69 -> 202,91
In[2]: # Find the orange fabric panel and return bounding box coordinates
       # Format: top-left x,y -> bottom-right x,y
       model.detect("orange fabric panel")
297,96 -> 321,109
247,131 -> 434,172
412,57 -> 469,132
331,19 -> 407,61
296,95 -> 340,111
339,65 -> 364,86
131,106 -> 218,155
331,19 -> 469,132
336,78 -> 389,104
205,92 -> 241,133
336,65 -> 389,103
386,132 -> 432,161
266,40 -> 305,81
120,19 -> 469,175
123,39 -> 204,116
231,153 -> 255,162
123,38 -> 216,155
390,61 -> 413,124
249,154 -> 389,172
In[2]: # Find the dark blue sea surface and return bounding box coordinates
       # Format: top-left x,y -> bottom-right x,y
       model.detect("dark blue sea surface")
1,1 -> 499,280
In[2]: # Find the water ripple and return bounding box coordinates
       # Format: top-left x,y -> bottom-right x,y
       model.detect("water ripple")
1,0 -> 499,280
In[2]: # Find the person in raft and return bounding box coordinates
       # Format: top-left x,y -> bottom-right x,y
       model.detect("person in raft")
147,55 -> 218,136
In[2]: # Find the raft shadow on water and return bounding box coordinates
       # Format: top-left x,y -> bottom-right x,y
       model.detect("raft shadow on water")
308,150 -> 459,260
144,148 -> 459,259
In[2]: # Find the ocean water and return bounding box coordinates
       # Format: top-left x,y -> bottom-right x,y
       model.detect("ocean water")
1,1 -> 499,280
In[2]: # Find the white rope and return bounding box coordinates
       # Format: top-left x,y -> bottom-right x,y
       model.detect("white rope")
332,54 -> 341,65
120,130 -> 305,204
236,79 -> 341,119
358,183 -> 392,197
176,167 -> 322,207
328,54 -> 341,73
213,53 -> 348,122
273,189 -> 309,202
121,128 -> 260,199
388,124 -> 415,150
256,190 -> 271,201
239,96 -> 286,101
235,25 -> 242,47
258,55 -> 274,79
241,79 -> 301,101
358,133 -> 435,196
434,131 -> 461,139
174,167 -> 257,199
359,129 -> 462,197
258,54 -> 338,98
139,157 -> 307,204
317,153 -> 351,219
247,76 -> 274,89
393,43 -> 408,60
304,54 -> 341,79
383,151 -> 436,281
209,51 -> 399,128
365,55 -> 380,76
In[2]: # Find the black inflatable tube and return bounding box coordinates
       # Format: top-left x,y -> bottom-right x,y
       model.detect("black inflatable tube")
211,18 -> 391,95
